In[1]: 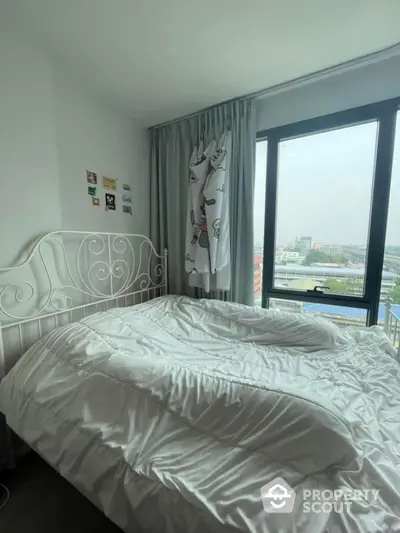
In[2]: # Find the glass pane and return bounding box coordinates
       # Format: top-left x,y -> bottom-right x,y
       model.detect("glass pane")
274,122 -> 378,297
380,112 -> 400,352
254,140 -> 268,306
269,298 -> 367,328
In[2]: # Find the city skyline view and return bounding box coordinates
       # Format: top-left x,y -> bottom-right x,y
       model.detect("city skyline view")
254,114 -> 400,249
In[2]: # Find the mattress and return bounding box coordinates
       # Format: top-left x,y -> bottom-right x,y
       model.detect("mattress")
0,295 -> 400,533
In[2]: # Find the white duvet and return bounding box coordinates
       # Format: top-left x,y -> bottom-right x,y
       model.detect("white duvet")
1,296 -> 400,533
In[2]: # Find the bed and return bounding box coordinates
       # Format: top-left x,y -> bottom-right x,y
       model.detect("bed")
1,232 -> 400,533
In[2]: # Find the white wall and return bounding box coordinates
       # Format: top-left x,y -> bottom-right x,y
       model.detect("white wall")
54,70 -> 149,235
0,19 -> 150,370
256,55 -> 400,132
0,16 -> 149,270
0,22 -> 61,264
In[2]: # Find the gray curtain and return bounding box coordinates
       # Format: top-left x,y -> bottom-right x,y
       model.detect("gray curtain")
150,99 -> 256,305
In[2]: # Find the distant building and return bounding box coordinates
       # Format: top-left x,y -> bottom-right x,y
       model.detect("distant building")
275,250 -> 300,263
295,236 -> 312,253
320,245 -> 339,256
312,263 -> 342,268
254,255 -> 263,297
254,255 -> 263,268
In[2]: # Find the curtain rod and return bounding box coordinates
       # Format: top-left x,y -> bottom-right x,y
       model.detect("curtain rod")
149,41 -> 400,130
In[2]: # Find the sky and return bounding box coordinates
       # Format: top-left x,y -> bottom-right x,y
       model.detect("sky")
254,114 -> 400,248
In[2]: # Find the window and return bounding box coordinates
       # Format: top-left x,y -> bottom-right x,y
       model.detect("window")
269,299 -> 367,328
254,140 -> 267,306
274,122 -> 377,298
379,111 -> 400,349
381,111 -> 400,303
255,98 -> 400,329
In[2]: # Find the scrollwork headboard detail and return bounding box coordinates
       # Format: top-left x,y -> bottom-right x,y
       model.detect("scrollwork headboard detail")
0,231 -> 168,371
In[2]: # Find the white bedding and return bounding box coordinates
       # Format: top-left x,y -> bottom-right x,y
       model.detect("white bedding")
1,295 -> 400,533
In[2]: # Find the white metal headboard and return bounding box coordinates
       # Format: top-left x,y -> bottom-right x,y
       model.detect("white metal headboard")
0,231 -> 168,372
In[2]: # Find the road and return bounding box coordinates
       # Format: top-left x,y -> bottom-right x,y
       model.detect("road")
340,247 -> 400,272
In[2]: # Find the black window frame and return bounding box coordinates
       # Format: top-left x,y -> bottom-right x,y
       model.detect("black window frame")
256,97 -> 400,326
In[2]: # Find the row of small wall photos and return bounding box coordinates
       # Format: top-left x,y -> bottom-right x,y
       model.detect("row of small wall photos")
86,170 -> 132,214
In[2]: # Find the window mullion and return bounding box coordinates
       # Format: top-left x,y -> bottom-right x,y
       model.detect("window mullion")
365,106 -> 397,325
261,135 -> 278,309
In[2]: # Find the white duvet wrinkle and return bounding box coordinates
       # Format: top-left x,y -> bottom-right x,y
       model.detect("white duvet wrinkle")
134,307 -> 341,393
20,388 -> 240,533
20,304 -> 360,474
1,295 -> 400,533
82,364 -> 356,476
4,363 -> 314,533
11,307 -> 357,473
171,297 -> 343,351
6,323 -> 354,480
126,317 -> 357,440
94,316 -> 354,452
36,351 -> 334,478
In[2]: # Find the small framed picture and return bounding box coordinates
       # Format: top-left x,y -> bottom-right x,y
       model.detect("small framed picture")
122,193 -> 132,203
123,184 -> 131,191
92,197 -> 100,207
105,193 -> 116,210
88,186 -> 96,196
103,176 -> 117,191
122,205 -> 132,215
86,170 -> 97,184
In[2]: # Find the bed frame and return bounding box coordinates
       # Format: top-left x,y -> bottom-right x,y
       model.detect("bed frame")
0,231 -> 168,372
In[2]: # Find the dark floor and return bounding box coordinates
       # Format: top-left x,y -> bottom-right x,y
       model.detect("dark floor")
0,452 -> 124,532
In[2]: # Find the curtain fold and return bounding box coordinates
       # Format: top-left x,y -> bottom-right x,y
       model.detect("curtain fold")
150,99 -> 256,305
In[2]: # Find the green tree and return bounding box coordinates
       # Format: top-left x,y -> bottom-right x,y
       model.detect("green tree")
325,279 -> 347,293
390,279 -> 400,304
303,250 -> 331,266
331,253 -> 349,265
385,246 -> 400,257
326,278 -> 363,295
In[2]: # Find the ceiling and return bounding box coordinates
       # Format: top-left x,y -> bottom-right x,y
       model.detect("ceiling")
4,0 -> 400,126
